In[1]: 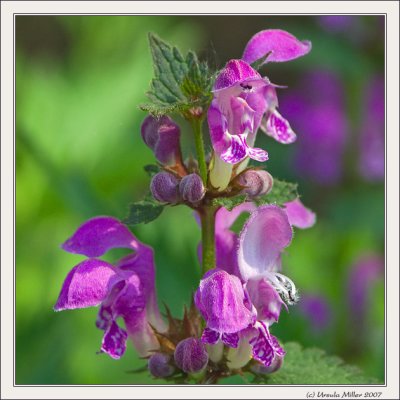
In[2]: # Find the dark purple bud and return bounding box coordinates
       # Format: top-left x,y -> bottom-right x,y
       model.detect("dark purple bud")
141,115 -> 181,166
150,172 -> 180,204
250,356 -> 283,374
179,174 -> 205,203
148,353 -> 175,378
237,170 -> 273,197
174,338 -> 209,374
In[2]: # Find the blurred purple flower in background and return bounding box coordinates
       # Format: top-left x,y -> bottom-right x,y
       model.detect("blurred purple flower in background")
347,254 -> 384,329
280,70 -> 349,185
318,16 -> 357,33
358,76 -> 385,182
299,294 -> 332,333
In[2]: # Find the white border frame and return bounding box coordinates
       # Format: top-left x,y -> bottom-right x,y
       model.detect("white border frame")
2,1 -> 399,399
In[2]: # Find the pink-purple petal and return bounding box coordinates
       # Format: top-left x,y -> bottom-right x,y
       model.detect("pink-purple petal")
249,322 -> 285,367
116,251 -> 166,333
201,328 -> 220,345
284,199 -> 316,229
246,279 -> 284,325
238,205 -> 293,281
248,146 -> 269,162
221,332 -> 240,348
242,29 -> 312,65
54,259 -> 121,311
62,216 -> 139,257
214,59 -> 262,91
195,269 -> 255,334
101,321 -> 128,359
262,110 -> 297,144
220,134 -> 249,164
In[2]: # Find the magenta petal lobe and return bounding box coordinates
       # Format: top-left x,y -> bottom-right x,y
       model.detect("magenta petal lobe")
62,216 -> 139,257
54,259 -> 121,311
101,321 -> 128,359
214,59 -> 262,91
238,206 -> 293,281
284,199 -> 316,229
201,328 -> 221,345
242,29 -> 312,65
263,110 -> 297,144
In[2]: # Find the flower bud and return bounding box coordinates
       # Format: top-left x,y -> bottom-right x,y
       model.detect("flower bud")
141,115 -> 181,166
250,356 -> 283,374
236,170 -> 273,197
150,172 -> 180,204
148,353 -> 175,378
174,338 -> 208,374
179,174 -> 205,204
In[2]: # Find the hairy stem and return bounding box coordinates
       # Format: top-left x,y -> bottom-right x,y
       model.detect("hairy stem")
191,118 -> 208,186
200,205 -> 216,275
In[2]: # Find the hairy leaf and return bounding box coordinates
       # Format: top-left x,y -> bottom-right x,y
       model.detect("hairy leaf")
212,195 -> 248,211
144,33 -> 213,118
255,179 -> 298,206
124,199 -> 164,225
252,342 -> 382,385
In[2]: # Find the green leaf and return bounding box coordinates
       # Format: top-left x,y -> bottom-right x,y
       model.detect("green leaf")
255,179 -> 298,206
212,194 -> 247,211
254,342 -> 382,385
143,164 -> 161,177
144,33 -> 213,118
124,199 -> 165,225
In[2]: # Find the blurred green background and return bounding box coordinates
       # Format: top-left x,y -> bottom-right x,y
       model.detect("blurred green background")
16,15 -> 385,384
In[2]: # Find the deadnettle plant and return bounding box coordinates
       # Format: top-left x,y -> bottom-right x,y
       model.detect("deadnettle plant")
55,28 -> 317,384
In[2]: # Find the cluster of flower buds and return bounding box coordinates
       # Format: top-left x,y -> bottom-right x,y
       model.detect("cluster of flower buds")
150,171 -> 205,205
141,115 -> 206,206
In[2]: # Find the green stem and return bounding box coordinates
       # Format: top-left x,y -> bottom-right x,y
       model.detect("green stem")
191,118 -> 208,186
200,205 -> 216,275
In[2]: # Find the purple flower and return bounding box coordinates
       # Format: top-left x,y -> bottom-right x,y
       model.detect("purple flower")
280,70 -> 349,185
208,30 -> 311,190
196,203 -> 316,367
208,60 -> 270,167
195,269 -> 256,348
358,76 -> 385,181
55,217 -> 166,359
141,115 -> 182,166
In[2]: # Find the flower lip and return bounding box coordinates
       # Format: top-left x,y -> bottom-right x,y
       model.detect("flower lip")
213,59 -> 265,92
238,205 -> 293,282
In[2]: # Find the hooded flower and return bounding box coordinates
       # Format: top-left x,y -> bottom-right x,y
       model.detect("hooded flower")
195,269 -> 256,348
208,30 -> 311,190
54,216 -> 166,359
196,202 -> 315,368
